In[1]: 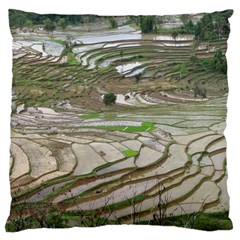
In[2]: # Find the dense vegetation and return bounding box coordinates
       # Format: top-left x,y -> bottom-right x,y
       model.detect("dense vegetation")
9,9 -> 232,42
139,16 -> 156,33
8,10 -> 232,232
103,93 -> 117,106
198,50 -> 227,74
109,17 -> 118,29
6,201 -> 232,231
179,10 -> 233,40
9,9 -> 97,28
134,10 -> 233,39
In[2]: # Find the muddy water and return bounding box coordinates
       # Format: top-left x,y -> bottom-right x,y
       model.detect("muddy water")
67,25 -> 194,44
75,31 -> 141,44
115,62 -> 142,74
75,32 -> 194,44
125,67 -> 146,77
31,44 -> 48,56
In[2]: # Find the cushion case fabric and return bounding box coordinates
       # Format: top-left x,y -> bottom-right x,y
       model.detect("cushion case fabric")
6,9 -> 233,231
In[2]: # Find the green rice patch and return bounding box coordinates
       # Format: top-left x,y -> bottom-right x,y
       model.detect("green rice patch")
141,122 -> 155,127
123,149 -> 139,157
68,52 -> 80,65
94,126 -> 126,131
98,67 -> 109,71
92,122 -> 156,132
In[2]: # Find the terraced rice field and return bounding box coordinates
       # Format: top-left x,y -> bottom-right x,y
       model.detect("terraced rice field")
9,21 -> 230,227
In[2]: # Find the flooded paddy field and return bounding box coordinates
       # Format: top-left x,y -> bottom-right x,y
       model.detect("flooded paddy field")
8,11 -> 232,230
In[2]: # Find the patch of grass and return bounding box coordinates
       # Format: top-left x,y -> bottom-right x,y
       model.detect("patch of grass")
92,122 -> 156,132
98,67 -> 109,71
123,149 -> 139,157
67,52 -> 80,65
192,212 -> 232,231
141,121 -> 155,127
163,211 -> 232,231
51,39 -> 67,45
125,126 -> 149,132
80,113 -> 101,119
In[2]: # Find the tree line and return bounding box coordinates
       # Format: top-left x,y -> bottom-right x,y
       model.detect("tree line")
9,10 -> 121,34
10,10 -> 232,41
9,9 -> 98,28
129,10 -> 232,40
180,10 -> 233,41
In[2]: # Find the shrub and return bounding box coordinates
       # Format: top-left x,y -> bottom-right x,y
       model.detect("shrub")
103,93 -> 117,106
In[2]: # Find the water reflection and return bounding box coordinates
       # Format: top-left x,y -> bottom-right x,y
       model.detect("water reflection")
115,62 -> 142,74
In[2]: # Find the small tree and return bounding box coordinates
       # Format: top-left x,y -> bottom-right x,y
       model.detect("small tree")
193,84 -> 207,98
171,31 -> 179,41
179,64 -> 188,79
103,93 -> 117,106
120,50 -> 124,62
25,20 -> 33,30
135,73 -> 142,85
180,14 -> 190,26
139,16 -> 156,33
150,182 -> 169,226
190,55 -> 198,71
109,17 -> 118,29
57,18 -> 68,31
171,63 -> 188,80
44,18 -> 56,35
185,20 -> 195,33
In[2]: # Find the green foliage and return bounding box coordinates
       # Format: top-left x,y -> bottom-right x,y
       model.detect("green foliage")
99,67 -> 110,71
163,212 -> 232,231
139,16 -> 156,33
180,14 -> 191,25
5,203 -> 68,232
123,149 -> 139,157
109,17 -> 118,29
93,122 -> 155,132
128,16 -> 139,25
190,55 -> 198,71
193,50 -> 227,75
9,9 -> 29,28
175,10 -> 233,39
190,55 -> 198,64
120,50 -> 124,60
57,18 -> 68,30
193,84 -> 207,98
43,18 -> 56,34
135,73 -> 142,84
141,121 -> 155,128
171,63 -> 188,79
171,31 -> 179,40
9,9 -> 84,28
211,50 -> 227,74
87,15 -> 97,23
51,39 -> 67,45
194,10 -> 233,41
25,20 -> 33,29
67,52 -> 79,65
192,212 -> 232,231
103,92 -> 117,106
182,20 -> 195,33
60,38 -> 77,57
